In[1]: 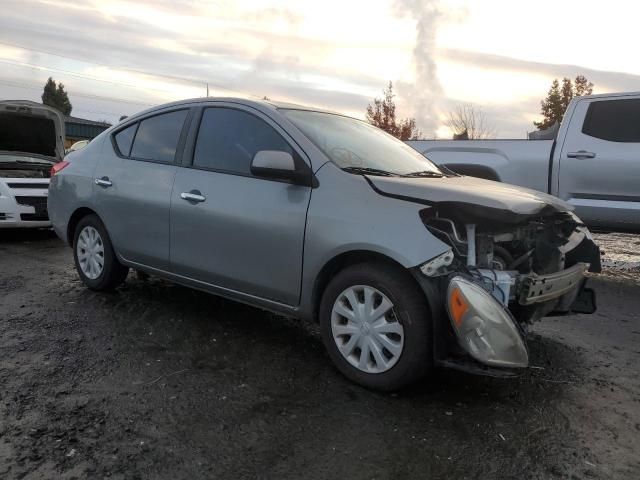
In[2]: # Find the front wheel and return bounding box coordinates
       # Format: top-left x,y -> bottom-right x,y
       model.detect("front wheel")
73,214 -> 129,291
319,263 -> 433,391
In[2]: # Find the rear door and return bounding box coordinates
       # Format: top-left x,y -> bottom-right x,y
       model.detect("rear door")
93,108 -> 191,269
170,105 -> 312,305
558,97 -> 640,229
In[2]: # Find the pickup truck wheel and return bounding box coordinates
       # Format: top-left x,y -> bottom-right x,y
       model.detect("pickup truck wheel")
73,214 -> 129,291
319,263 -> 432,391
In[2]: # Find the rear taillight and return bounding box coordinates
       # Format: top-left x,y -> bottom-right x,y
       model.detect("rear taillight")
51,161 -> 70,176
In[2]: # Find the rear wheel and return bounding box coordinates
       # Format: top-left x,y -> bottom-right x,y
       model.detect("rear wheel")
73,214 -> 128,291
319,263 -> 432,391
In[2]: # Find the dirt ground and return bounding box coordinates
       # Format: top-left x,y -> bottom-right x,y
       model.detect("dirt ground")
1,229 -> 639,480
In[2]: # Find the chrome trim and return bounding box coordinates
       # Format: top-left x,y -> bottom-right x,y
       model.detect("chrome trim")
180,192 -> 206,203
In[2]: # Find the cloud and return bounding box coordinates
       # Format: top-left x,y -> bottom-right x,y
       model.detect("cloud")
3,0 -> 635,137
436,95 -> 539,138
246,7 -> 303,26
442,48 -> 640,93
393,0 -> 444,136
436,48 -> 640,137
0,0 -> 384,122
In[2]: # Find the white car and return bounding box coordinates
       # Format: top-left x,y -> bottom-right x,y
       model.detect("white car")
66,139 -> 89,154
0,100 -> 65,228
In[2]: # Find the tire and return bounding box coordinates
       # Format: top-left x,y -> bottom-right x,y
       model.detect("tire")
73,214 -> 129,291
319,262 -> 432,391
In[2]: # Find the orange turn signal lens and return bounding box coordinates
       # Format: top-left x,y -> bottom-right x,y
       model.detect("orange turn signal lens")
449,287 -> 469,328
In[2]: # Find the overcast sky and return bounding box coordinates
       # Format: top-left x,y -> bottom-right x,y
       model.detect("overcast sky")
0,0 -> 637,138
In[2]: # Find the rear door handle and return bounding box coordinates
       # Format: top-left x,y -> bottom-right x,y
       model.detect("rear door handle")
180,190 -> 206,203
567,151 -> 596,159
94,177 -> 113,187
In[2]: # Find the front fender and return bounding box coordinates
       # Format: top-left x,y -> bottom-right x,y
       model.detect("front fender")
298,164 -> 451,319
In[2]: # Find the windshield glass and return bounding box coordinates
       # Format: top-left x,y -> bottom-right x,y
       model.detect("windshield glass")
281,109 -> 442,176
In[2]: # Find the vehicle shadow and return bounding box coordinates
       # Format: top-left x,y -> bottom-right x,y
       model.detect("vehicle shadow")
0,228 -> 58,243
50,272 -> 589,478
82,273 -> 583,404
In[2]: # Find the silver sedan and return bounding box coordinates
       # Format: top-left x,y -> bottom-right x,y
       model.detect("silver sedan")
48,98 -> 600,390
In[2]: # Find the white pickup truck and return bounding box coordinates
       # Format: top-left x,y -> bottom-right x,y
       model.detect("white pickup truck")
408,92 -> 640,232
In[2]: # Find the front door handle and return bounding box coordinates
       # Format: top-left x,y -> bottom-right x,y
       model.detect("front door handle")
94,176 -> 113,187
567,151 -> 596,159
180,190 -> 206,203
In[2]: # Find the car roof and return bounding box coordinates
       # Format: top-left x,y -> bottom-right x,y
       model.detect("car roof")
576,91 -> 640,100
119,96 -> 341,126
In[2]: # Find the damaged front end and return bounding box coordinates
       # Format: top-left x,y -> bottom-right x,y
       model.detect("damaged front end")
363,174 -> 600,374
419,205 -> 600,373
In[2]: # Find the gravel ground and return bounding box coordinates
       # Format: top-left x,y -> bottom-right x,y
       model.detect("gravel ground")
593,232 -> 640,282
1,230 -> 639,479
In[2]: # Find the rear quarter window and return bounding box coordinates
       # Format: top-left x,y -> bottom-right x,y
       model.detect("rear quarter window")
113,123 -> 137,157
129,109 -> 188,163
582,98 -> 640,142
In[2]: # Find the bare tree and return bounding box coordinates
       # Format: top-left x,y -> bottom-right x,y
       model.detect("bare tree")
445,104 -> 495,140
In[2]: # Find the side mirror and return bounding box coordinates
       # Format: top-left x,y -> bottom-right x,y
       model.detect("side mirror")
250,150 -> 310,185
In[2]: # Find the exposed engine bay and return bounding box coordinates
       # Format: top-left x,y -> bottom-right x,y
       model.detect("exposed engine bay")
420,207 -> 600,324
412,206 -> 600,372
363,174 -> 601,372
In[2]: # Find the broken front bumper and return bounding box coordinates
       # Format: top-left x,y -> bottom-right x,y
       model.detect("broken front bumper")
518,263 -> 589,306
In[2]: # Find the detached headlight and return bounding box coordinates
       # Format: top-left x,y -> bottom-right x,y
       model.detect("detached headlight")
447,276 -> 528,368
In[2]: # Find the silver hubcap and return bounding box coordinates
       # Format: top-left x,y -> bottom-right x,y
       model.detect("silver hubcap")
331,285 -> 404,374
76,226 -> 104,280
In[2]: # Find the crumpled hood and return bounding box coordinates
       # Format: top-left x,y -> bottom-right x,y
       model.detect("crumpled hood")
0,100 -> 65,162
366,174 -> 572,215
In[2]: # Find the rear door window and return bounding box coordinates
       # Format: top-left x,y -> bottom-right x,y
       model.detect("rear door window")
582,99 -> 640,143
193,107 -> 294,175
130,110 -> 188,163
114,123 -> 137,157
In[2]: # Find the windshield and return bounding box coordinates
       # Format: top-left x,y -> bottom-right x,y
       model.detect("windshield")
281,109 -> 442,176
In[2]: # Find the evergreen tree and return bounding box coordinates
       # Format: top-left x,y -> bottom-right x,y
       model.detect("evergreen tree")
534,79 -> 564,131
41,77 -> 72,116
534,76 -> 594,130
560,77 -> 574,113
574,75 -> 594,97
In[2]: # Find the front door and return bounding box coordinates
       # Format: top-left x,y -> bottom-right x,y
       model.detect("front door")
169,106 -> 312,305
558,97 -> 640,230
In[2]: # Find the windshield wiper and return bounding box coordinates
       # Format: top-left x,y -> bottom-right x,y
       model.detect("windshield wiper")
402,170 -> 444,178
342,166 -> 396,177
